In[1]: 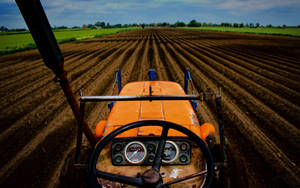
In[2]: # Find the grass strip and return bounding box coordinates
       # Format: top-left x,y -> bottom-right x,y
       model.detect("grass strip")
180,26 -> 300,37
0,27 -> 139,55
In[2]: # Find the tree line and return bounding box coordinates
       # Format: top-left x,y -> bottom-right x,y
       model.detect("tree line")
1,20 -> 299,32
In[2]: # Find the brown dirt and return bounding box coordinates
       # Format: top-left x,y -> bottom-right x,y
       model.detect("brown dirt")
0,29 -> 299,188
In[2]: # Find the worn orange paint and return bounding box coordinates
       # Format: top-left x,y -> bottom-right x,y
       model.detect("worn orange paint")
200,123 -> 216,141
95,120 -> 107,138
95,81 -> 215,141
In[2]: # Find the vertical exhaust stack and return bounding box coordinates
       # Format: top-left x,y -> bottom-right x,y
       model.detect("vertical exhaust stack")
15,0 -> 64,76
15,0 -> 97,146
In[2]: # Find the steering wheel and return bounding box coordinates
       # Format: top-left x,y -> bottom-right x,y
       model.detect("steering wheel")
89,120 -> 214,188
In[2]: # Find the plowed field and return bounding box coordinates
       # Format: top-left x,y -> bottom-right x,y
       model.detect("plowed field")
0,29 -> 299,188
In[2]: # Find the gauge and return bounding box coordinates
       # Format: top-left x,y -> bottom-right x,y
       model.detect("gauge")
179,154 -> 188,163
124,141 -> 147,164
180,142 -> 188,151
147,144 -> 156,153
147,154 -> 155,163
113,143 -> 123,152
162,141 -> 179,163
113,154 -> 123,164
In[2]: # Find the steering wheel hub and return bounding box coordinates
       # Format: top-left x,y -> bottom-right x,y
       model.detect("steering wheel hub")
142,169 -> 161,185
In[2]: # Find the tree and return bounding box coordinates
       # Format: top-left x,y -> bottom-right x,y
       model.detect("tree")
157,22 -> 169,27
72,26 -> 80,29
114,24 -> 122,28
55,25 -> 68,29
95,21 -> 105,28
87,24 -> 96,29
249,23 -> 254,28
162,22 -> 169,27
188,20 -> 201,27
266,24 -> 272,28
221,22 -> 232,27
174,21 -> 186,27
239,23 -> 244,28
256,22 -> 260,27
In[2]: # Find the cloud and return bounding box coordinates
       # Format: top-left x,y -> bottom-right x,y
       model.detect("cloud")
215,0 -> 300,11
154,0 -> 209,2
1,0 -> 300,28
2,0 -> 14,3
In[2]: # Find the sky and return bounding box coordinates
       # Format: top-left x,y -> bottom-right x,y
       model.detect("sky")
1,0 -> 300,29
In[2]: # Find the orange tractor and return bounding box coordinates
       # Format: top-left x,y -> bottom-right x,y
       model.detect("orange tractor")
16,0 -> 227,187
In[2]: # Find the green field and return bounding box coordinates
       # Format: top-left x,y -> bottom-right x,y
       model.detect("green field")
181,26 -> 300,37
0,27 -> 139,55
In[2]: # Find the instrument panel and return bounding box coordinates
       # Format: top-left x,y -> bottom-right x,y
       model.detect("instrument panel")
111,138 -> 191,165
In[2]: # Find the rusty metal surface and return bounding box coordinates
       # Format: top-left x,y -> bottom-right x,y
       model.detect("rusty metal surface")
97,141 -> 206,187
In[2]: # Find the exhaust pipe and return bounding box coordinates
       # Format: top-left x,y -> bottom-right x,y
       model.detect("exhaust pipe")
15,0 -> 97,146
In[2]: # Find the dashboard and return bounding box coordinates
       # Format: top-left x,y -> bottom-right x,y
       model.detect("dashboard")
111,138 -> 191,165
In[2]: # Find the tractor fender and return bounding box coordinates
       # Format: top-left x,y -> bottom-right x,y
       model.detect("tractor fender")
200,123 -> 216,144
95,120 -> 107,138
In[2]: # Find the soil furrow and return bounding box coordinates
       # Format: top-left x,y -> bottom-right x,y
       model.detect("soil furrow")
0,42 -> 126,130
174,38 -> 300,124
205,40 -> 300,75
200,42 -> 300,92
0,40 -> 138,169
158,31 -> 299,163
159,31 -> 299,186
184,37 -> 300,84
0,41 -> 112,91
0,34 -> 147,187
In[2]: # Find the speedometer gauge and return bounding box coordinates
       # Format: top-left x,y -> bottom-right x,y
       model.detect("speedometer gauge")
124,141 -> 147,164
162,140 -> 179,163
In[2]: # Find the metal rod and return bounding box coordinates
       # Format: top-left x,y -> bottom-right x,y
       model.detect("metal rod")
58,73 -> 97,146
80,94 -> 207,102
216,96 -> 227,162
215,96 -> 228,187
117,69 -> 122,93
184,69 -> 190,93
75,101 -> 85,163
148,69 -> 156,81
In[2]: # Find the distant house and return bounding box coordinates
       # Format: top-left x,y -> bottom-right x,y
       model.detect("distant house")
82,25 -> 87,29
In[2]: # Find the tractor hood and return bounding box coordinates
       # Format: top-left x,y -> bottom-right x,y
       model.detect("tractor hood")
102,81 -> 201,138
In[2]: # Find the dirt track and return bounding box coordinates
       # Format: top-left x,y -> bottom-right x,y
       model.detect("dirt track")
0,29 -> 299,187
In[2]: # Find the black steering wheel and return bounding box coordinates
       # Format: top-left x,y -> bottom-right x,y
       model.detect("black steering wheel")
89,120 -> 214,188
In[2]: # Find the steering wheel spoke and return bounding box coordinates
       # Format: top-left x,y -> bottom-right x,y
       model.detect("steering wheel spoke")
95,170 -> 144,186
152,126 -> 169,171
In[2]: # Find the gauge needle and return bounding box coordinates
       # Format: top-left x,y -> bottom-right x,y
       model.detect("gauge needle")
129,150 -> 138,160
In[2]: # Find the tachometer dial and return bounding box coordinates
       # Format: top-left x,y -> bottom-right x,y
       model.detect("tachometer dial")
124,141 -> 147,164
162,140 -> 179,163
